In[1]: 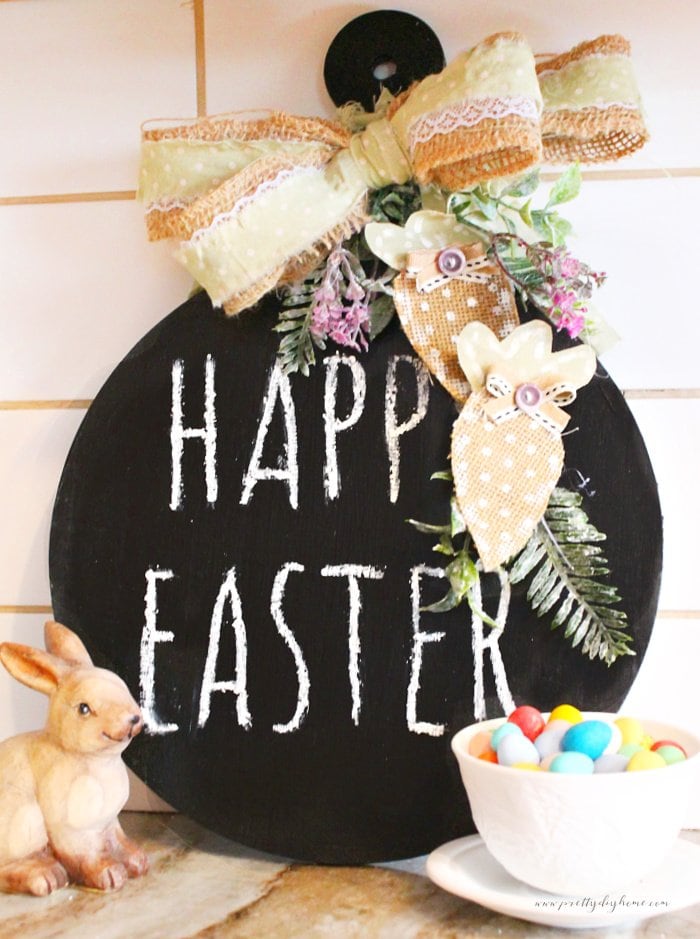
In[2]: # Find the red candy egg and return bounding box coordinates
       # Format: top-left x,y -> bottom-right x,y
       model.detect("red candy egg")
651,739 -> 687,758
508,705 -> 545,742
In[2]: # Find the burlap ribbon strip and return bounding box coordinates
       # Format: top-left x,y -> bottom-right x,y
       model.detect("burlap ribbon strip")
139,32 -> 646,317
451,321 -> 596,571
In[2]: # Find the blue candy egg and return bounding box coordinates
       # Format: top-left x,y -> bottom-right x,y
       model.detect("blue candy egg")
497,733 -> 540,767
549,752 -> 595,774
491,721 -> 523,750
535,723 -> 569,759
562,720 -> 613,761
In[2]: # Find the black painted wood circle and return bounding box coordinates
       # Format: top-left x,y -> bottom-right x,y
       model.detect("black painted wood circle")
49,293 -> 661,863
324,10 -> 445,110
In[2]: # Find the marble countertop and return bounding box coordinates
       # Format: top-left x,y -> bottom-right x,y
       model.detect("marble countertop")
0,814 -> 698,938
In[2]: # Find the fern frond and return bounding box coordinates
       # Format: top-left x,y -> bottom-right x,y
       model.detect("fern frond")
509,487 -> 633,665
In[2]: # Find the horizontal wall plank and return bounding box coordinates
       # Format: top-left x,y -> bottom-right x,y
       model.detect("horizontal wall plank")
564,177 -> 700,390
0,410 -> 84,604
0,0 -> 196,196
205,0 -> 700,169
0,199 -> 192,400
1,178 -> 698,400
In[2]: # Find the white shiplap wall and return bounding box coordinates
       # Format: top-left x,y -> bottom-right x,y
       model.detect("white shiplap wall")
1,0 -> 698,821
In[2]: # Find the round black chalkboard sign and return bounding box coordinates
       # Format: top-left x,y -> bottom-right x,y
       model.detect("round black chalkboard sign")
49,292 -> 661,863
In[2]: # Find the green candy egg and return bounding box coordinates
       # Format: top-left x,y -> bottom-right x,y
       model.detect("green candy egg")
655,744 -> 687,765
618,742 -> 644,758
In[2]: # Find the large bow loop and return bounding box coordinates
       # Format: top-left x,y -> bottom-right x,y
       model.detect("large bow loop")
139,31 -> 646,317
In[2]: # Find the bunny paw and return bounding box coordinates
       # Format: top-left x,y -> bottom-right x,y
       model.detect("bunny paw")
123,848 -> 149,878
0,853 -> 69,896
28,862 -> 69,896
88,861 -> 128,892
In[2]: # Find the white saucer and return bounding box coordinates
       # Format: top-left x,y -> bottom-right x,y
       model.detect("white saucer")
426,834 -> 700,929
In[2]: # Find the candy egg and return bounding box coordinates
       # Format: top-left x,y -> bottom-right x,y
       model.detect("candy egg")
562,720 -> 613,761
626,750 -> 666,772
548,704 -> 583,725
491,722 -> 523,750
614,717 -> 644,747
602,721 -> 623,755
478,749 -> 498,763
508,705 -> 545,741
655,745 -> 687,765
497,733 -> 540,767
535,724 -> 568,759
651,739 -> 687,757
549,752 -> 595,774
594,753 -> 630,773
513,762 -> 542,771
618,742 -> 644,759
468,730 -> 494,758
539,752 -> 560,771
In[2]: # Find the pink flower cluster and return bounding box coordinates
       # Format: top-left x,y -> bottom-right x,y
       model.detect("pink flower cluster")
310,247 -> 371,352
540,247 -> 606,340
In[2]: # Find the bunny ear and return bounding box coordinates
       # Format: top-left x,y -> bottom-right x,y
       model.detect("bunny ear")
44,621 -> 93,666
0,643 -> 69,696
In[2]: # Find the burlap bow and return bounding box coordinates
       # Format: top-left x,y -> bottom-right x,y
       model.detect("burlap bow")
139,32 -> 646,317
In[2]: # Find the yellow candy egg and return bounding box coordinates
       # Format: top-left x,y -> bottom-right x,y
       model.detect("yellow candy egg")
513,762 -> 542,771
549,704 -> 582,725
641,734 -> 654,750
614,716 -> 644,747
626,750 -> 666,772
468,730 -> 493,758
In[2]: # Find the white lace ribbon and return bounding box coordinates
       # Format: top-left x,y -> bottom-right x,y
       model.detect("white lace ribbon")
408,95 -> 540,154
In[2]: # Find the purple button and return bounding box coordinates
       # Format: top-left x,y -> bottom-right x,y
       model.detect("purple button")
437,247 -> 467,276
515,383 -> 542,411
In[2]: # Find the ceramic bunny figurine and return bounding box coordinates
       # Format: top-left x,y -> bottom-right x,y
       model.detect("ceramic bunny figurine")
0,621 -> 149,895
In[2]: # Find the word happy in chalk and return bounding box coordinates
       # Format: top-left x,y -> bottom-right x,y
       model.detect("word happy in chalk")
169,353 -> 430,511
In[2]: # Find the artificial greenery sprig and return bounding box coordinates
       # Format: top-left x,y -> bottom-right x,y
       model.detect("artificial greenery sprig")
509,487 -> 633,665
275,240 -> 396,376
407,471 -> 500,629
447,163 -> 581,246
409,478 -> 632,665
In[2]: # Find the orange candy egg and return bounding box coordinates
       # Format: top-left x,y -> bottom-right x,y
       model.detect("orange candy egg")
468,730 -> 494,758
478,749 -> 498,763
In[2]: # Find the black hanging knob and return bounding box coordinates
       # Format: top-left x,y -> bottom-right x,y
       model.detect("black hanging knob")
324,10 -> 445,111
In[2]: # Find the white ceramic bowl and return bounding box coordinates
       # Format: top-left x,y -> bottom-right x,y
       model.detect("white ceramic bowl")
452,713 -> 700,896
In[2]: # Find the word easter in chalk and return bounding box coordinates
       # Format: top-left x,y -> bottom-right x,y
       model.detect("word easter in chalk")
140,353 -> 493,739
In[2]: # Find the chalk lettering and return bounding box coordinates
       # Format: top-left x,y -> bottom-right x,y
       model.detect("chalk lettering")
271,562 -> 309,733
170,355 -> 218,511
406,565 -> 447,737
385,356 -> 430,503
323,355 -> 366,501
321,564 -> 385,724
241,364 -> 299,510
140,568 -> 179,734
198,567 -> 251,730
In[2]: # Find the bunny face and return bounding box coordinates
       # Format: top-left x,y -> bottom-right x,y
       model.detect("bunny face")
49,668 -> 142,755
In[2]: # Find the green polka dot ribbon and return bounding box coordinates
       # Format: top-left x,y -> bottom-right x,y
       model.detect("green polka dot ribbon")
138,32 -> 645,317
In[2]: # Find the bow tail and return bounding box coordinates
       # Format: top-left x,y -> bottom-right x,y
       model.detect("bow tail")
168,149 -> 370,316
